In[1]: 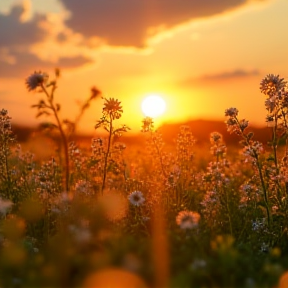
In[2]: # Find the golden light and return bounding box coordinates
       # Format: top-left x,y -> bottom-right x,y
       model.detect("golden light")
141,95 -> 166,118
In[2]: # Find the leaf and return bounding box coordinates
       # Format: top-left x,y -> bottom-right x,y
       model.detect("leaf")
36,111 -> 51,118
39,122 -> 58,130
247,132 -> 254,140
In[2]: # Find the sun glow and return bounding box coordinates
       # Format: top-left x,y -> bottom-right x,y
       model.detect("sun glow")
141,95 -> 166,118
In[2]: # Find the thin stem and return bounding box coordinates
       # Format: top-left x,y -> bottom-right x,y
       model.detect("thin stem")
41,84 -> 70,192
151,132 -> 167,179
235,116 -> 271,226
101,114 -> 113,194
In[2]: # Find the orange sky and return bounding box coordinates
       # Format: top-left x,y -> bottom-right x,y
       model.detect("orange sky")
1,0 -> 288,134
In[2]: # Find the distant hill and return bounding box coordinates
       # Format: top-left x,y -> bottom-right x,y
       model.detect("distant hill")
157,119 -> 271,146
11,119 -> 271,147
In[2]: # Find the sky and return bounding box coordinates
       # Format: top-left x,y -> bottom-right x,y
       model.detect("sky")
0,0 -> 288,134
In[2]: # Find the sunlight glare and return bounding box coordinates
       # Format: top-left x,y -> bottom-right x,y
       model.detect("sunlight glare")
141,95 -> 166,118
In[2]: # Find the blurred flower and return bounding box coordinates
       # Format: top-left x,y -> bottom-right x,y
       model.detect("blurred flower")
0,197 -> 13,215
176,210 -> 200,230
210,132 -> 222,143
190,259 -> 207,270
99,190 -> 128,221
128,191 -> 145,207
260,74 -> 286,97
25,71 -> 49,91
90,86 -> 101,100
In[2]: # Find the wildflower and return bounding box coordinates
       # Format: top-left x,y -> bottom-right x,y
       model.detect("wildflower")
128,191 -> 145,207
176,210 -> 200,230
260,74 -> 286,97
0,109 -> 8,116
141,117 -> 154,132
210,132 -> 222,143
75,180 -> 93,196
225,107 -> 238,117
242,141 -> 263,157
25,71 -> 49,91
103,97 -> 123,119
0,197 -> 13,215
239,119 -> 249,131
252,218 -> 265,231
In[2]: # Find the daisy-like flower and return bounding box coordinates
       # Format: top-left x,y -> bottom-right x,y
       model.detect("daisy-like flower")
128,191 -> 145,207
25,71 -> 49,91
0,197 -> 13,216
260,74 -> 286,97
176,210 -> 200,230
103,97 -> 123,119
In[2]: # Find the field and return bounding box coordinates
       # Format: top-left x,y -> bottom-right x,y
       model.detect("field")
1,72 -> 288,288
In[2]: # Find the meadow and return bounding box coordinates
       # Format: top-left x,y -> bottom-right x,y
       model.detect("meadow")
1,71 -> 288,288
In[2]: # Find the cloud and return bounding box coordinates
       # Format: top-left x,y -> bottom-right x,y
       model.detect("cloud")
183,69 -> 260,85
0,2 -> 94,78
0,4 -> 45,48
60,0 -> 267,47
0,51 -> 93,78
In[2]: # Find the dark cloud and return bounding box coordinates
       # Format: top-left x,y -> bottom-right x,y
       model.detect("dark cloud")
0,51 -> 93,78
183,69 -> 260,85
60,0 -> 265,47
0,5 -> 45,48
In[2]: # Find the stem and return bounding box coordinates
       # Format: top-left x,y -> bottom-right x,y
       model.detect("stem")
41,84 -> 70,192
151,132 -> 167,178
224,187 -> 233,236
101,114 -> 113,194
235,116 -> 271,226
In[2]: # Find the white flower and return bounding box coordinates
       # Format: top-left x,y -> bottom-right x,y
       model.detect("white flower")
0,197 -> 13,216
128,191 -> 145,207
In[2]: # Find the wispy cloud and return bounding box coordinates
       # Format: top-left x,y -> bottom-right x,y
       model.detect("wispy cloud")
183,69 -> 260,86
0,51 -> 93,77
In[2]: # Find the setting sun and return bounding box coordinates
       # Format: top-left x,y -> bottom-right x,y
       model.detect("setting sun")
141,95 -> 167,118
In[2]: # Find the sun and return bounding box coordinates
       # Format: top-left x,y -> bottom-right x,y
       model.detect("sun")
141,95 -> 166,118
